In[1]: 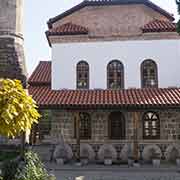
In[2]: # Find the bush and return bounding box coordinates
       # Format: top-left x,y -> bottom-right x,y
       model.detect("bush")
1,159 -> 19,180
0,151 -> 19,162
1,151 -> 55,180
15,151 -> 51,180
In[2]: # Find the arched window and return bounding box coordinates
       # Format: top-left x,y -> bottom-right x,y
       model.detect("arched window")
77,61 -> 89,89
143,112 -> 160,139
108,112 -> 126,140
74,113 -> 91,140
107,60 -> 124,89
141,60 -> 158,88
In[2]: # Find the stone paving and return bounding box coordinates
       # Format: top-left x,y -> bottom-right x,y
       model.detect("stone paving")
46,164 -> 180,180
53,170 -> 180,180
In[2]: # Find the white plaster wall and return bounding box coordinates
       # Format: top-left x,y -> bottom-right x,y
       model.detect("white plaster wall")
52,39 -> 180,90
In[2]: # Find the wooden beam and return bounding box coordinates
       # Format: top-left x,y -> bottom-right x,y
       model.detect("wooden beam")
75,112 -> 80,162
133,111 -> 139,161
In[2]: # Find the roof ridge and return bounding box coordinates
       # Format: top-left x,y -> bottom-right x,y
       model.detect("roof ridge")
47,0 -> 174,28
52,22 -> 88,29
39,60 -> 51,63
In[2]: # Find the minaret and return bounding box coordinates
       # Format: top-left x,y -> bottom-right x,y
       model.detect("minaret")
0,0 -> 27,86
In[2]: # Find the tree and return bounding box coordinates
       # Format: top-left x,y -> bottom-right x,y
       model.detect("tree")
176,0 -> 180,34
0,79 -> 40,138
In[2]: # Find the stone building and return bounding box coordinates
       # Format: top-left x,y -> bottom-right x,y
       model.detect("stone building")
29,0 -> 180,163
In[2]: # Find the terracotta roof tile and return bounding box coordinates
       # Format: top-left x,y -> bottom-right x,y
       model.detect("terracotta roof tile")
28,61 -> 51,86
46,23 -> 88,36
142,19 -> 176,33
28,61 -> 180,109
28,86 -> 180,109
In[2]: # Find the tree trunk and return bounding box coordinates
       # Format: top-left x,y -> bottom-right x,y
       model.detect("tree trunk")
20,132 -> 26,158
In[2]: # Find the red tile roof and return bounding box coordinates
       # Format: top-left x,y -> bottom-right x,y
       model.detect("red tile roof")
46,23 -> 88,36
142,19 -> 176,33
28,61 -> 180,109
29,86 -> 180,109
28,61 -> 51,86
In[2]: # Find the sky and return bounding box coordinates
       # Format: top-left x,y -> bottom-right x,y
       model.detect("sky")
24,0 -> 179,76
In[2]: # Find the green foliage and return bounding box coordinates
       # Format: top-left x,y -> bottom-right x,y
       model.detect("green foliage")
176,0 -> 180,14
0,79 -> 41,138
176,0 -> 180,34
1,159 -> 19,180
1,151 -> 55,180
15,151 -> 53,180
177,20 -> 180,34
0,151 -> 19,162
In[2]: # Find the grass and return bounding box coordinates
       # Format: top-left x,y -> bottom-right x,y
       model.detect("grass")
0,151 -> 19,162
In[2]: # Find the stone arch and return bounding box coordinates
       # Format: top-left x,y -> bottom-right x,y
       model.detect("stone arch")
142,144 -> 162,162
165,144 -> 180,162
80,143 -> 95,161
53,143 -> 73,162
98,144 -> 117,162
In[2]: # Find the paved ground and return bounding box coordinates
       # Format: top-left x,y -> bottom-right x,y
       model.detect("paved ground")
53,171 -> 180,180
46,164 -> 180,180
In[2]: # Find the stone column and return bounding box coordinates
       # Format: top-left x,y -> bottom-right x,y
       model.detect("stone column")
0,0 -> 27,86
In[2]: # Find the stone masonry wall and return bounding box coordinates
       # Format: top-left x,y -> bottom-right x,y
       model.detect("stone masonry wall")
0,37 -> 27,86
53,4 -> 169,38
36,109 -> 180,161
39,109 -> 180,144
48,4 -> 180,44
159,110 -> 180,140
50,110 -> 74,143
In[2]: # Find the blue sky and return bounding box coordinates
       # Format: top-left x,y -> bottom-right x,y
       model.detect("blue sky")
24,0 -> 179,76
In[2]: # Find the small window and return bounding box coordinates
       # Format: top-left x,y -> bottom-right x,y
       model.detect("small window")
77,61 -> 89,89
141,60 -> 158,88
107,60 -> 124,89
143,112 -> 160,139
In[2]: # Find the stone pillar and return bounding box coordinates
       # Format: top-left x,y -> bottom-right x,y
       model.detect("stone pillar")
0,0 -> 27,86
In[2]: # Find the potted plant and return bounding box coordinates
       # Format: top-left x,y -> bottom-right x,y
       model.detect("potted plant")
151,151 -> 161,168
104,149 -> 112,165
80,149 -> 89,165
